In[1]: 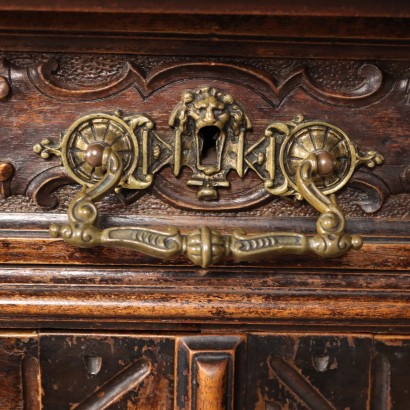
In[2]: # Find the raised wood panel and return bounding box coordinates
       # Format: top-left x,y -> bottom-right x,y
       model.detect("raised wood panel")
247,333 -> 373,409
175,335 -> 246,410
39,334 -> 174,410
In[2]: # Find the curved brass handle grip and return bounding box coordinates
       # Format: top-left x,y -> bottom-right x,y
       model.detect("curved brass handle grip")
34,88 -> 383,268
49,148 -> 362,268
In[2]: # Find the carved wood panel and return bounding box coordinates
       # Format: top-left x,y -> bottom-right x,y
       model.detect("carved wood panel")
2,332 -> 410,408
175,335 -> 247,410
0,53 -> 407,269
39,334 -> 174,410
247,333 -> 374,409
0,54 -> 407,216
0,4 -> 408,410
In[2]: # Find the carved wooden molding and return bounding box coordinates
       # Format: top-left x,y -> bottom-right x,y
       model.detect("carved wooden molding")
175,335 -> 246,410
0,55 -> 406,227
0,332 -> 408,408
28,59 -> 391,107
22,355 -> 41,410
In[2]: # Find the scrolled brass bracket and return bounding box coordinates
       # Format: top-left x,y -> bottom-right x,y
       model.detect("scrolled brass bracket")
34,88 -> 384,268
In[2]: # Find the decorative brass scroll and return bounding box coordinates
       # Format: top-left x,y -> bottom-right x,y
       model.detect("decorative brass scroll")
34,87 -> 383,268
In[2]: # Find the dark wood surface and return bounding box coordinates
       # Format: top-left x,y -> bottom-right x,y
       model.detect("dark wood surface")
248,333 -> 374,409
40,334 -> 174,409
0,3 -> 409,409
0,1 -> 410,59
0,333 -> 38,409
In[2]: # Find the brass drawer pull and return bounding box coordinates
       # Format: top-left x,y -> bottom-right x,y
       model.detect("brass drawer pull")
34,87 -> 383,268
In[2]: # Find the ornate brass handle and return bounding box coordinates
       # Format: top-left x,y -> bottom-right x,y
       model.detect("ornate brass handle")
34,87 -> 383,268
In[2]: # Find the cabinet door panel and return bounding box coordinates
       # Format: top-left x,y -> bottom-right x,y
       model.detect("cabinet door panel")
247,333 -> 373,410
39,334 -> 174,410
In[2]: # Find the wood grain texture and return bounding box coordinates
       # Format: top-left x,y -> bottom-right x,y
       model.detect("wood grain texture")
370,354 -> 390,410
74,358 -> 151,410
0,3 -> 409,58
249,333 -> 410,409
22,355 -> 41,410
1,1 -> 410,17
269,356 -> 335,410
196,359 -> 228,410
0,262 -> 410,327
0,333 -> 38,410
0,235 -> 408,270
1,284 -> 410,327
373,336 -> 410,409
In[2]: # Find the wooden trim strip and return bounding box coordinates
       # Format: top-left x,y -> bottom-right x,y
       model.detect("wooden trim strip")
0,286 -> 409,323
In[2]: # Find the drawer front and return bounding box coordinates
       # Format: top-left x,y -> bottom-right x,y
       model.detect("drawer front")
0,53 -> 407,271
0,333 -> 245,410
247,333 -> 373,409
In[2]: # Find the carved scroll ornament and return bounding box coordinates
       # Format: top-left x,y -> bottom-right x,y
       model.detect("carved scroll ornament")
34,87 -> 383,268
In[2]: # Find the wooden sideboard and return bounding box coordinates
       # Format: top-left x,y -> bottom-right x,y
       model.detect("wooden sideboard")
0,2 -> 409,409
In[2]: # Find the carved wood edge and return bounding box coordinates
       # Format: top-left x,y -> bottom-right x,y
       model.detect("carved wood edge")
27,59 -> 391,107
175,335 -> 246,410
0,282 -> 410,326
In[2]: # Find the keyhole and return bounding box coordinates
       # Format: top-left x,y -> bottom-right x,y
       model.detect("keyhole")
198,126 -> 220,167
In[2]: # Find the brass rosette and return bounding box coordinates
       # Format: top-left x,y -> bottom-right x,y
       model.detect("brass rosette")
60,113 -> 139,187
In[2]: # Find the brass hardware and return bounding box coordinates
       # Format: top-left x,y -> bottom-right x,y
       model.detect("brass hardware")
0,161 -> 14,198
34,88 -> 384,268
33,112 -> 172,190
170,87 -> 251,200
0,162 -> 13,182
0,75 -> 10,100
